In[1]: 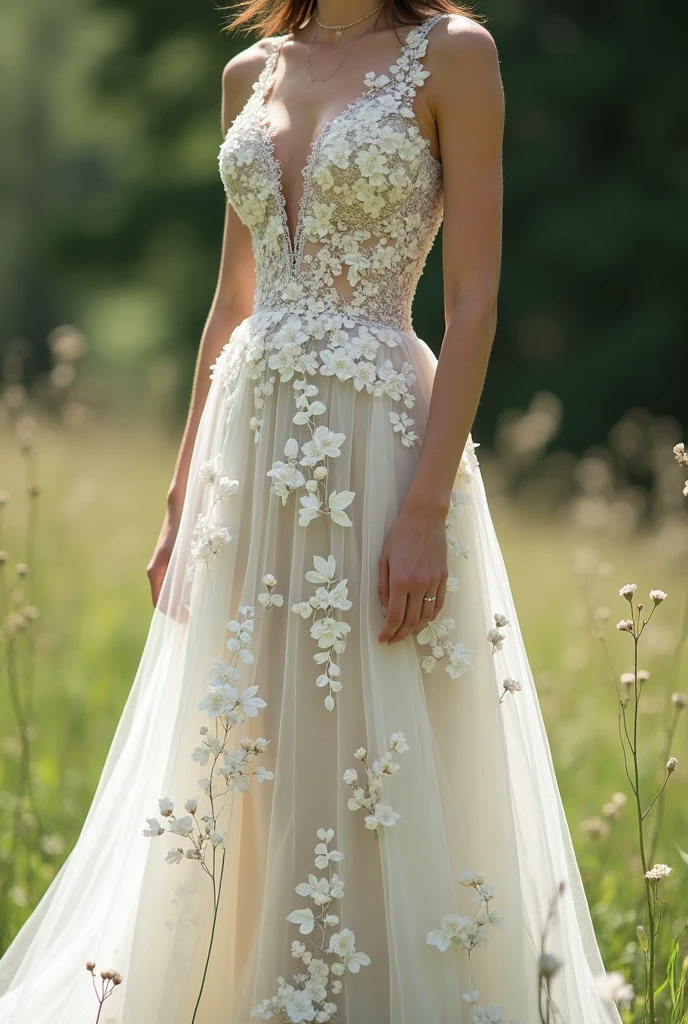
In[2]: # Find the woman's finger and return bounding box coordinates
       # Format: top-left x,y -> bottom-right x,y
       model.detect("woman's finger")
430,575 -> 447,620
378,577 -> 409,643
412,584 -> 440,635
391,586 -> 429,643
377,554 -> 390,617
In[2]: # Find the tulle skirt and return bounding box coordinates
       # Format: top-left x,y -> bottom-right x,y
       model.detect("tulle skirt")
0,310 -> 621,1023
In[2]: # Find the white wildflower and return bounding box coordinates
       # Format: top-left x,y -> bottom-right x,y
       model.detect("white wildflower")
594,971 -> 635,1004
502,677 -> 522,694
645,863 -> 671,880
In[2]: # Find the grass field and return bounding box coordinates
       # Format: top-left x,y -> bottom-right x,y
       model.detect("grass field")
1,411 -> 687,1019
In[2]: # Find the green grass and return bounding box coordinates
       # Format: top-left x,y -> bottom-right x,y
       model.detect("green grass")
0,416 -> 687,1016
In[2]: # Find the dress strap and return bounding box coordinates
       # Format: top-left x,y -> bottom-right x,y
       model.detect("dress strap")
387,13 -> 450,112
400,12 -> 450,56
252,35 -> 286,104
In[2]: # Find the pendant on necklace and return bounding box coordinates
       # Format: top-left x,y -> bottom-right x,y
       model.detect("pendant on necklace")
335,29 -> 342,36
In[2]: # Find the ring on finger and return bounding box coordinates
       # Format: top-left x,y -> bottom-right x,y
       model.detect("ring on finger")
422,594 -> 436,604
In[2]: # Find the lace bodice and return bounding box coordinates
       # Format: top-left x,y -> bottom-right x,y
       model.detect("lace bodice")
219,14 -> 447,333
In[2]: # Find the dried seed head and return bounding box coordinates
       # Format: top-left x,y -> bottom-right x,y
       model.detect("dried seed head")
616,619 -> 634,632
666,757 -> 678,774
580,816 -> 609,838
85,961 -> 96,972
649,589 -> 667,605
15,563 -> 29,577
618,583 -> 637,601
671,692 -> 688,710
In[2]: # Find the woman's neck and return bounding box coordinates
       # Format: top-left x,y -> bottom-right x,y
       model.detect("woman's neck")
313,1 -> 386,28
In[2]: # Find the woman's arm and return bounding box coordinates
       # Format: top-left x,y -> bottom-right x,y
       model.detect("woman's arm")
146,45 -> 269,606
377,17 -> 505,643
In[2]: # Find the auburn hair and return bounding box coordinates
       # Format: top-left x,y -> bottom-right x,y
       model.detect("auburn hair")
222,1 -> 483,37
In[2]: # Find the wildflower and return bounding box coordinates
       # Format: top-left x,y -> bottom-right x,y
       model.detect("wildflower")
616,619 -> 634,632
502,677 -> 522,694
595,971 -> 634,1004
666,756 -> 678,774
580,817 -> 609,838
487,628 -> 505,652
649,589 -> 667,604
671,692 -> 688,709
673,442 -> 688,466
644,863 -> 671,881
618,583 -> 637,601
493,612 -> 509,628
602,792 -> 627,819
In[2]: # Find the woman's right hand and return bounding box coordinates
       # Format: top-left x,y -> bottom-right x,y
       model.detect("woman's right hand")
146,497 -> 183,608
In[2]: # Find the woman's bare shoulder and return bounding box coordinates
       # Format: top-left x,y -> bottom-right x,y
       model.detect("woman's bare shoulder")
427,13 -> 499,72
425,14 -> 502,108
221,36 -> 281,128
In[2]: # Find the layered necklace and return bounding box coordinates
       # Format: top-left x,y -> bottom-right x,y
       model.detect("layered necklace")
313,1 -> 385,36
307,3 -> 385,82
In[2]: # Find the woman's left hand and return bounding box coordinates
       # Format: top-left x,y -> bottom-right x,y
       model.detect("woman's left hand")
377,501 -> 449,645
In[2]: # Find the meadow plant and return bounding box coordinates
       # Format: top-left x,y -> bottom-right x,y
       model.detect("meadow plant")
592,449 -> 688,1024
0,436 -> 43,948
143,582 -> 281,1023
85,961 -> 121,1023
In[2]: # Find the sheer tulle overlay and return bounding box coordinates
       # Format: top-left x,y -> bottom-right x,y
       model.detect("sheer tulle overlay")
0,14 -> 621,1024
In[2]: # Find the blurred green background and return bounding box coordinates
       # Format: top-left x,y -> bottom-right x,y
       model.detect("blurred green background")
1,0 -> 686,450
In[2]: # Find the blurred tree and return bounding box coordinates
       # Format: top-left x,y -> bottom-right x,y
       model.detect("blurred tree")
1,0 -> 686,450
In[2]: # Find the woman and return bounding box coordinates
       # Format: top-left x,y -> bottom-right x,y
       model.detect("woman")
0,2 -> 623,1022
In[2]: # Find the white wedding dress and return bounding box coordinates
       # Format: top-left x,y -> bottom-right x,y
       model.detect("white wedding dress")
0,14 -> 622,1024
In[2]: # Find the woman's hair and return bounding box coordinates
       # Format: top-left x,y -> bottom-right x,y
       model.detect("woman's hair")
223,1 -> 483,37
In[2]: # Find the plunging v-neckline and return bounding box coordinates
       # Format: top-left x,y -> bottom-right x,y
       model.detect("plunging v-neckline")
256,24 -> 426,274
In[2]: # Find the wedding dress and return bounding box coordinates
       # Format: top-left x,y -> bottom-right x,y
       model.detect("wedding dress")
0,13 -> 622,1024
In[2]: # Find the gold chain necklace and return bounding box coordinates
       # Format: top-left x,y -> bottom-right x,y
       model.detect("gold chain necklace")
313,2 -> 385,37
306,11 -> 381,83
